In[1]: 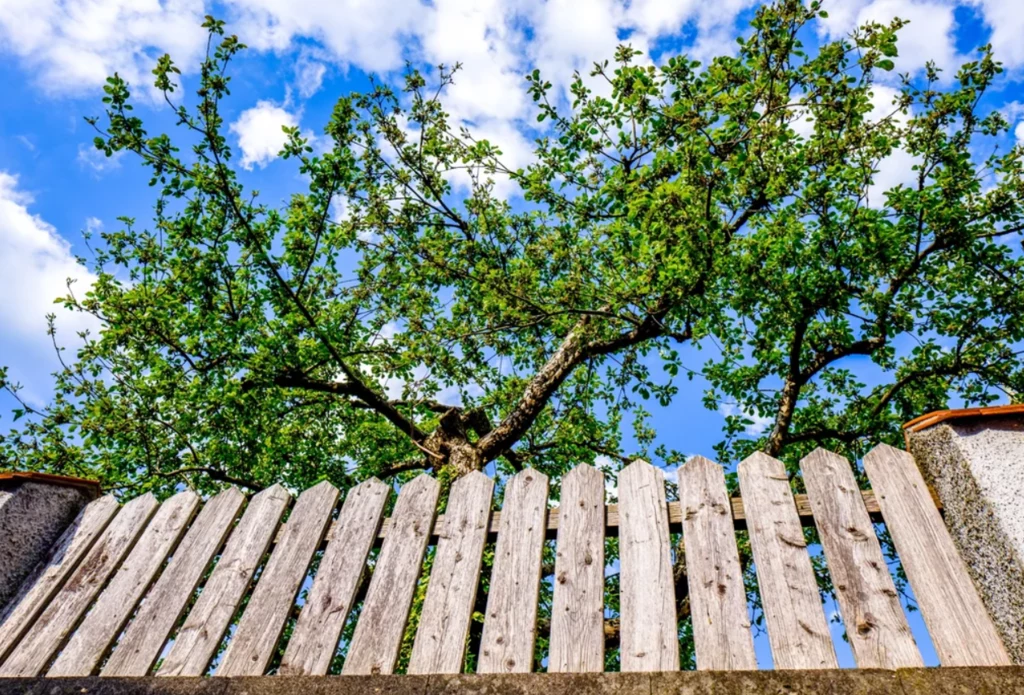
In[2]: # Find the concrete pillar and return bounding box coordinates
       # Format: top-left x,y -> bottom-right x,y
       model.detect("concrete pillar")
0,473 -> 100,611
905,405 -> 1024,664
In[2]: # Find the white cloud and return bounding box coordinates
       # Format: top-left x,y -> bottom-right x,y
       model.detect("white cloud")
421,0 -> 529,123
226,0 -> 428,73
719,402 -> 774,436
229,100 -> 300,169
5,0 -> 1024,108
973,0 -> 1024,70
77,143 -> 124,174
0,0 -> 207,96
865,84 -> 919,205
294,52 -> 327,99
819,0 -> 961,79
1015,121 -> 1024,145
0,172 -> 100,403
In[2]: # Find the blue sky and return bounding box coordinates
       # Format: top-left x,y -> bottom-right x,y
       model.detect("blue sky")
2,0 -> 1021,670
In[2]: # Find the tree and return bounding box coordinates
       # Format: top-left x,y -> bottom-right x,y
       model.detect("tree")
2,0 -> 1023,666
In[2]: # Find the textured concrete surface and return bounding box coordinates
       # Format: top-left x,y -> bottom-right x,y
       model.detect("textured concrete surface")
0,481 -> 92,611
1,670 -> 1023,695
908,416 -> 1024,664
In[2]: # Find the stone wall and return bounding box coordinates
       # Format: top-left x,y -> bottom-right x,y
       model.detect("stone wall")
0,480 -> 93,611
908,416 -> 1024,664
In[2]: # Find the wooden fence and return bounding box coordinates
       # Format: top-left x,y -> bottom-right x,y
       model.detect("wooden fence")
0,444 -> 1011,678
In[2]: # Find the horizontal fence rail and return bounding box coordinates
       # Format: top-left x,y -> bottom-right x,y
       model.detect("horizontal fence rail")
307,487 -> 928,547
0,445 -> 1009,679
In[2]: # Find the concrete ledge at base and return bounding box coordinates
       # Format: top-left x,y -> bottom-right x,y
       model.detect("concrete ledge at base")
2,669 -> 1023,695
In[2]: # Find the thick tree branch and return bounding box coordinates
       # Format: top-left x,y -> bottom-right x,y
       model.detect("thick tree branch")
476,308 -> 686,460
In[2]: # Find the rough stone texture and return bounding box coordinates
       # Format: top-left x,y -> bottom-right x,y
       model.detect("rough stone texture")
0,670 -> 1023,695
896,666 -> 1024,694
908,417 -> 1024,664
429,673 -> 649,694
650,669 -> 900,694
0,481 -> 92,611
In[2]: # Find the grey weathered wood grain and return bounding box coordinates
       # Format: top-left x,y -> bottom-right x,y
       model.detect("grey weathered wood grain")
801,448 -> 922,669
738,452 -> 837,670
617,460 -> 678,673
157,484 -> 290,677
279,478 -> 390,676
343,475 -> 440,676
408,472 -> 493,675
863,443 -> 1010,666
678,456 -> 756,671
99,487 -> 245,676
477,468 -> 549,674
48,491 -> 200,677
0,495 -> 119,664
216,481 -> 338,677
0,494 -> 159,677
548,464 -> 605,674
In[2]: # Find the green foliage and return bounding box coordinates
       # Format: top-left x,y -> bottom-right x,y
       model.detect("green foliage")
4,0 -> 1021,497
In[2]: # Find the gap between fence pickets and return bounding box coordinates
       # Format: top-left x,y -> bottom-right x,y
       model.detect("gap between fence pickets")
274,486 -> 943,547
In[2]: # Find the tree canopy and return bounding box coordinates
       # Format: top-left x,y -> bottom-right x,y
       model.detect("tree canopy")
2,0 -> 1022,502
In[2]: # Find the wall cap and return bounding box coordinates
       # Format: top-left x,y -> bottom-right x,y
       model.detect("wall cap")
904,403 -> 1024,438
0,471 -> 101,498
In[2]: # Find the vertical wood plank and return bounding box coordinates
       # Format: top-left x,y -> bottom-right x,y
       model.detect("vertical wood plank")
863,443 -> 1010,666
343,475 -> 440,675
477,468 -> 549,674
617,460 -> 678,672
678,456 -> 757,671
216,481 -> 339,677
157,484 -> 290,677
279,478 -> 390,676
738,452 -> 837,670
548,464 -> 605,674
0,494 -> 160,676
408,472 -> 493,675
0,495 -> 119,665
99,487 -> 246,676
48,491 -> 200,676
801,448 -> 922,669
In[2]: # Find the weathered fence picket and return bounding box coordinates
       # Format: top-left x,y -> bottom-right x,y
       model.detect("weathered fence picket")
216,481 -> 338,677
738,453 -> 837,670
618,460 -> 679,673
477,468 -> 549,674
343,475 -> 439,675
408,471 -> 493,675
0,495 -> 119,664
0,445 -> 1011,680
48,490 -> 199,676
0,493 -> 158,677
157,484 -> 291,677
679,456 -> 757,671
863,444 -> 1010,666
800,448 -> 922,669
280,478 -> 390,676
101,487 -> 246,676
548,464 -> 605,674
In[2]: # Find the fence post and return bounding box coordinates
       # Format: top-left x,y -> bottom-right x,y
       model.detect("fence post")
904,405 -> 1024,664
0,472 -> 100,610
